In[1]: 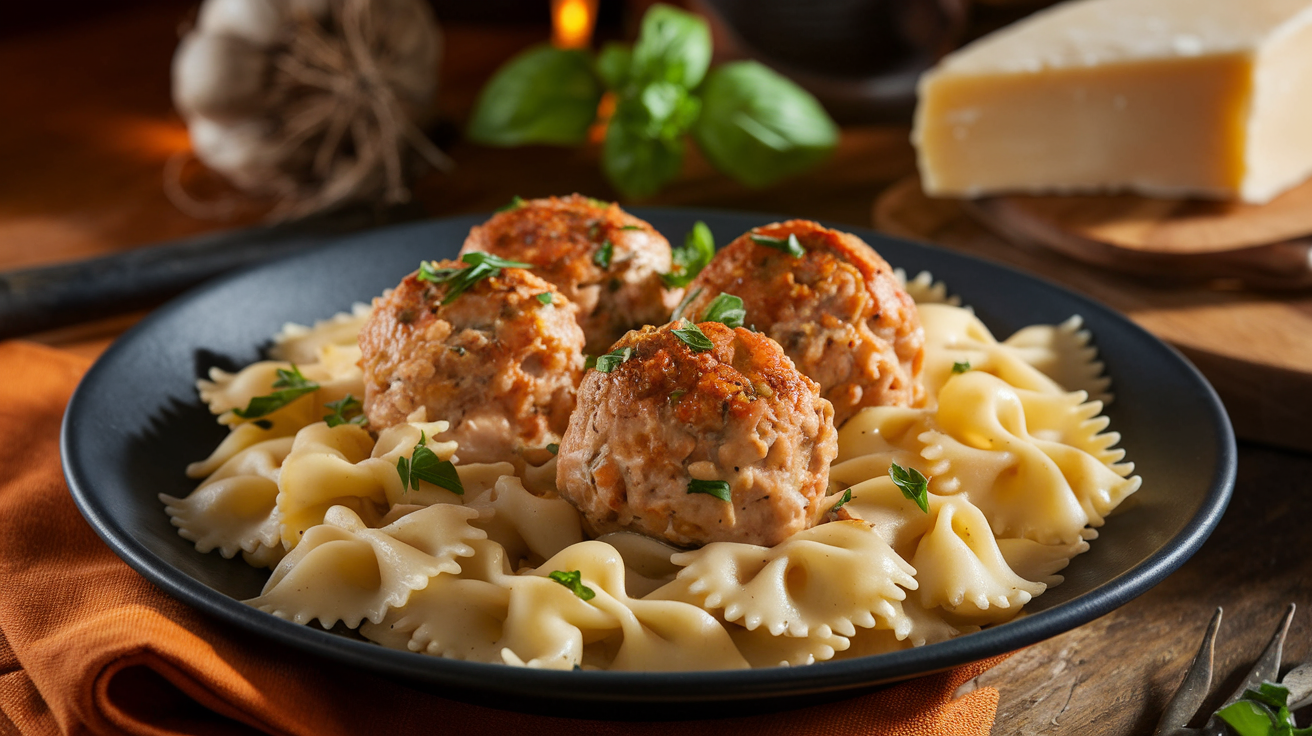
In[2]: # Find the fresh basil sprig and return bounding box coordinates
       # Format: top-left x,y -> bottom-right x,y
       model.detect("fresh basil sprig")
687,478 -> 731,502
467,5 -> 837,198
701,293 -> 745,329
417,252 -> 532,305
586,346 -> 633,373
323,394 -> 366,428
396,431 -> 464,495
232,365 -> 319,420
671,321 -> 714,352
889,462 -> 930,513
662,221 -> 714,288
548,569 -> 596,600
1215,682 -> 1312,736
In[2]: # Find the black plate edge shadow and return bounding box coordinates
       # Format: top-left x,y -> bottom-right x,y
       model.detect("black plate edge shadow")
61,207 -> 1237,718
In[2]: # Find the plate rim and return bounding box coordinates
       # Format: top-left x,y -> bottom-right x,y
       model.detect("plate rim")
61,206 -> 1237,706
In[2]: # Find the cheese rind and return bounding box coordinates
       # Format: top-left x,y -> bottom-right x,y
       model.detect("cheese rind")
913,0 -> 1312,204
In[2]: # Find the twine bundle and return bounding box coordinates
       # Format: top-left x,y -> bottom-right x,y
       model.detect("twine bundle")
170,0 -> 450,220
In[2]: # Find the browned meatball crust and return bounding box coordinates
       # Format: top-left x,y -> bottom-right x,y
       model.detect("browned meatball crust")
556,321 -> 837,548
359,260 -> 585,464
682,220 -> 925,426
460,194 -> 682,353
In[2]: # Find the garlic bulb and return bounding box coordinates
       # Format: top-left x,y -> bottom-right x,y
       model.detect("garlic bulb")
171,0 -> 449,219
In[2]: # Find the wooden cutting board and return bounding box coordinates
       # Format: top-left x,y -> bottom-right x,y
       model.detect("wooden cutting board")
874,176 -> 1312,453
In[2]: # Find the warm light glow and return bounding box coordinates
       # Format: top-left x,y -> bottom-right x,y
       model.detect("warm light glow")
552,0 -> 597,49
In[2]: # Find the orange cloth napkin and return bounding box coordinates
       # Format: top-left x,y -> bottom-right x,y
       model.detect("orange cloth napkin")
0,340 -> 1005,736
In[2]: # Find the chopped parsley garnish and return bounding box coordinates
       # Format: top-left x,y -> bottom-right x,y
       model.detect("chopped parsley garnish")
586,347 -> 633,373
547,443 -> 559,455
497,195 -> 525,212
668,389 -> 686,403
396,431 -> 464,495
661,221 -> 715,288
889,462 -> 930,513
750,232 -> 806,258
536,292 -> 553,305
593,239 -> 614,269
700,293 -> 745,329
548,569 -> 595,600
952,360 -> 971,374
671,321 -> 714,352
323,394 -> 366,428
417,251 -> 533,305
232,365 -> 319,420
1216,682 -> 1310,736
831,488 -> 853,512
687,479 -> 732,502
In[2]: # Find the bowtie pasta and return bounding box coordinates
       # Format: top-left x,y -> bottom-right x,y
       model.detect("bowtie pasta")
161,275 -> 1139,670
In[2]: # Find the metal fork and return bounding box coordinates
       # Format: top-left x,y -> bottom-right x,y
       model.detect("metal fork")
1154,604 -> 1312,736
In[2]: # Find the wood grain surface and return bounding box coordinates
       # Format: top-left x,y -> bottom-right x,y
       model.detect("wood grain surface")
3,7 -> 1311,736
875,176 -> 1312,453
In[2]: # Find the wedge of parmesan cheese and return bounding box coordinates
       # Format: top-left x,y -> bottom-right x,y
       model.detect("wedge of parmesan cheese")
912,0 -> 1312,204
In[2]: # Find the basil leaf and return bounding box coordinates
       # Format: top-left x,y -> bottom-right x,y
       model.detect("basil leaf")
692,61 -> 839,188
637,81 -> 701,140
537,292 -> 553,305
602,99 -> 686,198
750,233 -> 806,258
889,462 -> 930,513
397,434 -> 464,495
589,347 -> 633,373
630,4 -> 711,89
662,221 -> 714,288
467,45 -> 602,147
952,361 -> 971,374
831,488 -> 853,512
323,394 -> 366,428
672,322 -> 714,352
548,569 -> 596,600
701,293 -> 745,328
1216,701 -> 1278,736
687,478 -> 731,502
593,240 -> 614,269
595,42 -> 632,91
232,365 -> 319,419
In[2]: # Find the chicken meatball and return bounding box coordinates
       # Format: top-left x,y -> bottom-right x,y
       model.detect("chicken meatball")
681,220 -> 925,426
460,194 -> 682,353
359,258 -> 585,465
556,320 -> 837,548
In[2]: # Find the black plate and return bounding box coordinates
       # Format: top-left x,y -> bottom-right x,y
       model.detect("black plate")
63,209 -> 1236,717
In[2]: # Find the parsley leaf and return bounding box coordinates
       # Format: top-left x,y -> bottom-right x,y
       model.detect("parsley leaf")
497,195 -> 525,212
587,346 -> 633,373
700,292 -> 745,328
687,478 -> 731,502
548,569 -> 596,600
416,251 -> 533,305
232,365 -> 319,419
831,488 -> 853,512
671,321 -> 714,352
594,239 -> 614,269
536,292 -> 554,305
547,443 -> 559,455
889,462 -> 930,513
396,431 -> 464,495
661,221 -> 715,288
323,394 -> 366,428
952,361 -> 971,374
750,232 -> 806,258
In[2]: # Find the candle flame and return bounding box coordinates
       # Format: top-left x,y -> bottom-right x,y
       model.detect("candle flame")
552,0 -> 596,49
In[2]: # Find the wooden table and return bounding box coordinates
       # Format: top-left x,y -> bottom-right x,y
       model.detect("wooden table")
5,7 -> 1310,734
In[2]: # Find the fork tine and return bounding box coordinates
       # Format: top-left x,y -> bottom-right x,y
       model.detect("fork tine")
1220,603 -> 1296,707
1154,607 -> 1223,736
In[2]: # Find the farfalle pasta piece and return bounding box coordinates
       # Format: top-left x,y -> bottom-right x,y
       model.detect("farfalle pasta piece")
656,520 -> 918,640
895,269 -> 960,306
918,304 -> 1067,404
466,475 -> 584,569
1003,316 -> 1111,404
726,618 -> 851,667
276,422 -> 391,545
996,536 -> 1090,588
247,503 -> 483,629
161,436 -> 294,567
269,303 -> 372,364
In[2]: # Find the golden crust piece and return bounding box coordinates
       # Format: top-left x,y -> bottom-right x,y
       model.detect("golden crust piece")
460,194 -> 683,354
683,220 -> 926,425
359,261 -> 585,465
556,321 -> 837,548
